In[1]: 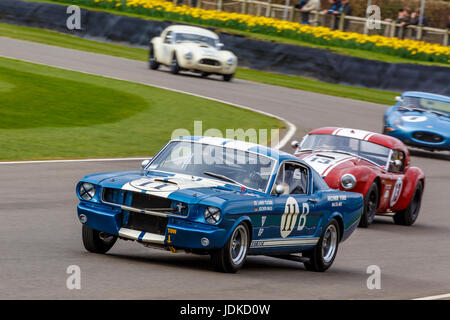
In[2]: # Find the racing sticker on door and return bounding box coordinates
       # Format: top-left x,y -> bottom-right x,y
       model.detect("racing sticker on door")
390,178 -> 403,207
280,197 -> 310,238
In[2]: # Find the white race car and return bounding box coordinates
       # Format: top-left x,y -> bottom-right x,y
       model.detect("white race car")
149,25 -> 237,81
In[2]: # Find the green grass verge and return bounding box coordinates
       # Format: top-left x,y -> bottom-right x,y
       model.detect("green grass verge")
0,23 -> 398,105
0,57 -> 282,160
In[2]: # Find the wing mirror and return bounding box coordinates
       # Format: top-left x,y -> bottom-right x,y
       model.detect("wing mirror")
291,140 -> 300,149
395,96 -> 403,103
275,184 -> 285,196
390,159 -> 402,168
165,35 -> 173,43
141,159 -> 150,170
217,43 -> 224,50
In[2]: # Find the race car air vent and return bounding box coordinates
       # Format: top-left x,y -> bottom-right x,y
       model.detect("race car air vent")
199,59 -> 220,66
413,131 -> 444,143
125,212 -> 168,235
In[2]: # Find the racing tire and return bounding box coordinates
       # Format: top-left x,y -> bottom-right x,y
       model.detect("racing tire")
359,182 -> 379,228
393,181 -> 423,226
148,44 -> 160,70
82,225 -> 117,254
170,54 -> 180,75
223,73 -> 233,82
303,219 -> 340,272
200,72 -> 210,78
210,223 -> 250,273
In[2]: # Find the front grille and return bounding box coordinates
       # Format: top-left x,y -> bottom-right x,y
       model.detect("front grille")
413,131 -> 444,143
199,59 -> 220,66
103,187 -> 171,210
125,212 -> 167,235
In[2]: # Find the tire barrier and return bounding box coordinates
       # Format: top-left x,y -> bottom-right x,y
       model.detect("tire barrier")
1,0 -> 449,95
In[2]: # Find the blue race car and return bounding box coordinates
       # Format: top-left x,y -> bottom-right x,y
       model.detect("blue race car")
383,91 -> 450,152
76,137 -> 363,272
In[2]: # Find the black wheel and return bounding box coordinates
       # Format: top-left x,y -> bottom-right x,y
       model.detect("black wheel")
170,53 -> 180,74
210,223 -> 250,273
303,219 -> 340,272
82,225 -> 117,254
148,44 -> 160,70
359,182 -> 379,228
393,181 -> 423,226
223,73 -> 233,81
200,72 -> 210,78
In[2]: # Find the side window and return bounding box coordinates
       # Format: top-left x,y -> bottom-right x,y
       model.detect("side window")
389,150 -> 405,173
273,162 -> 309,195
164,31 -> 173,44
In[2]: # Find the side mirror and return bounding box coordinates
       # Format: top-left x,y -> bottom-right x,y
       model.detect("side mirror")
165,35 -> 172,43
275,184 -> 285,196
393,159 -> 402,167
291,140 -> 300,149
395,96 -> 403,103
217,43 -> 224,50
141,159 -> 150,170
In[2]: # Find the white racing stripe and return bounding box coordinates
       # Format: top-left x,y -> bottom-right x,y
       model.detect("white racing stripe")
301,152 -> 355,176
0,53 -> 296,163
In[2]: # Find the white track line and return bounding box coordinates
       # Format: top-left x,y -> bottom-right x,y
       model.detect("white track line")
0,157 -> 150,165
413,293 -> 450,300
0,54 -> 297,165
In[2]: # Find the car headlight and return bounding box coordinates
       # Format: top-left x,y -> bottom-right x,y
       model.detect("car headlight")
226,57 -> 235,65
204,206 -> 221,224
393,117 -> 404,128
341,174 -> 357,190
185,51 -> 193,59
79,182 -> 96,201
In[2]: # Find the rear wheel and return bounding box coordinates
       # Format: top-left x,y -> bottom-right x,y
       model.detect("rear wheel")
148,44 -> 160,70
359,182 -> 379,228
200,72 -> 210,78
210,223 -> 249,273
303,219 -> 340,272
393,181 -> 423,226
170,54 -> 180,74
82,225 -> 117,254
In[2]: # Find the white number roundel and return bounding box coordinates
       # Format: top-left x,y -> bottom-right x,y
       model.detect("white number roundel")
280,197 -> 300,238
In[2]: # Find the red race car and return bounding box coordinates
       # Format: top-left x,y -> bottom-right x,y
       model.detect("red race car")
292,127 -> 425,227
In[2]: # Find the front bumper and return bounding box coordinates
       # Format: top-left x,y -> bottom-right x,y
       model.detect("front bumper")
181,58 -> 236,75
384,125 -> 450,151
77,202 -> 228,249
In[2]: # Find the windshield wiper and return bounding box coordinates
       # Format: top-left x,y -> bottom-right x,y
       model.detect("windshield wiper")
399,106 -> 426,112
429,110 -> 448,117
203,171 -> 245,188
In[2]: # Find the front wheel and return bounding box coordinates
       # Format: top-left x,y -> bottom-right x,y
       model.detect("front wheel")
82,225 -> 117,254
170,54 -> 180,74
303,219 -> 340,272
223,73 -> 233,82
210,223 -> 250,273
393,181 -> 423,226
359,182 -> 379,228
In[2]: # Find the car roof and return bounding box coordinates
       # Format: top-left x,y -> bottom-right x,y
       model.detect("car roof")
402,91 -> 450,103
307,127 -> 406,150
165,25 -> 219,39
172,136 -> 299,162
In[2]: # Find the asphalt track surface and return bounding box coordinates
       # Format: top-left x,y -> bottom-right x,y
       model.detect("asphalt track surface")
1,37 -> 449,299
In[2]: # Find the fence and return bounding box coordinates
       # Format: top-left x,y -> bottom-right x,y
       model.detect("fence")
176,0 -> 450,46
